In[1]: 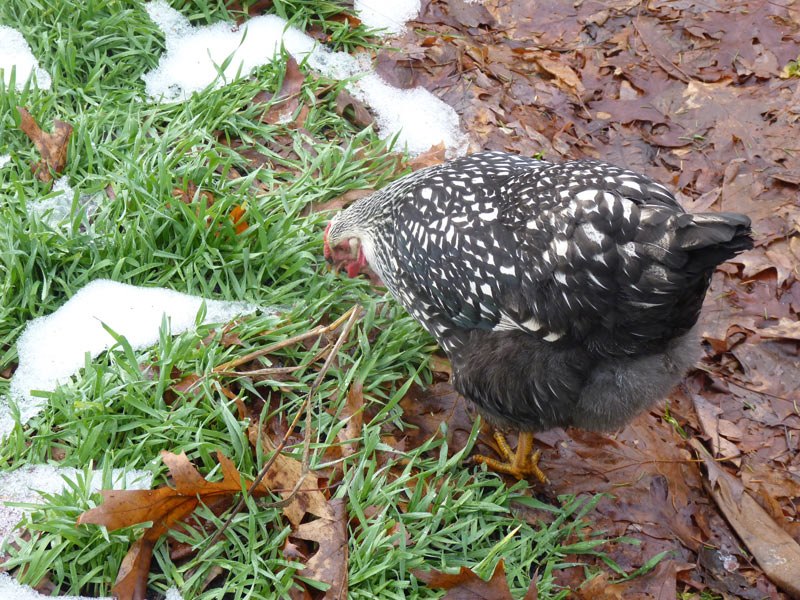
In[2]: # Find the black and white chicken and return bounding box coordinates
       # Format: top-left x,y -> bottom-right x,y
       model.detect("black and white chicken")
324,151 -> 752,481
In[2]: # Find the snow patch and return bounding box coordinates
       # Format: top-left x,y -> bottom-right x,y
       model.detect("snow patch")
27,176 -> 74,226
0,279 -> 259,439
141,2 -> 466,157
354,0 -> 420,36
143,0 -> 316,102
0,573 -> 109,600
350,73 -> 468,157
0,466 -> 152,549
0,25 -> 52,90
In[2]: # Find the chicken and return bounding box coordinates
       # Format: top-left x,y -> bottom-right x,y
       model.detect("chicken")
323,151 -> 753,481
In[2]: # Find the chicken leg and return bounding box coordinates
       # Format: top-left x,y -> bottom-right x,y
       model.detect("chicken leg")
472,431 -> 549,483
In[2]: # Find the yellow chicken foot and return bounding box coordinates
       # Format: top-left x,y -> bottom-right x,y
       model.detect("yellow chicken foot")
472,431 -> 549,483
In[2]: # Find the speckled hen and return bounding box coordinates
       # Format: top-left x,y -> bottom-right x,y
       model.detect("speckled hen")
324,151 -> 752,481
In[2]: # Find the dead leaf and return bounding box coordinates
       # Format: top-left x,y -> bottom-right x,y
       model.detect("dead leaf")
226,0 -> 273,18
334,90 -> 374,128
18,107 -> 73,182
575,573 -> 625,600
247,423 -> 329,527
413,560 -> 521,600
290,498 -> 348,599
303,188 -> 373,216
756,317 -> 800,340
260,55 -> 307,126
407,143 -> 446,171
337,382 -> 364,458
229,204 -> 248,234
78,451 -> 269,600
530,53 -> 585,96
691,438 -> 800,599
395,382 -> 476,456
691,394 -> 741,465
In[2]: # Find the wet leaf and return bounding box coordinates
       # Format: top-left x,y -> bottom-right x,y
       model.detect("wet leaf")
413,560 -> 528,600
691,439 -> 800,598
260,55 -> 307,126
334,89 -> 374,128
247,423 -> 330,527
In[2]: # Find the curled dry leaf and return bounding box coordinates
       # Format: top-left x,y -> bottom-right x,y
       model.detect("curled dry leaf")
334,89 -> 374,128
77,451 -> 270,600
290,498 -> 348,600
17,107 -> 73,182
407,143 -> 446,171
303,188 -> 374,216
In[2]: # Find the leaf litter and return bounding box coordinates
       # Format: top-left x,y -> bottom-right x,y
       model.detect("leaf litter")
315,0 -> 800,597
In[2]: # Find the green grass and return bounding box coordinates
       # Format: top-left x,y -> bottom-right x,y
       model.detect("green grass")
0,1 -> 626,598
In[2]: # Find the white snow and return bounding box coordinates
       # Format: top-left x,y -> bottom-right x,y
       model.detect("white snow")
141,1 -> 467,157
28,176 -> 74,226
0,573 -> 182,600
354,0 -> 420,36
0,573 -> 110,600
143,0 -> 316,102
0,279 -> 259,439
0,25 -> 52,90
0,155 -> 10,168
351,73 -> 468,157
0,466 -> 152,549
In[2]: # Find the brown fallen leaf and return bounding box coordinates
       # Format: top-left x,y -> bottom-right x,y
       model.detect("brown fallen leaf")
78,450 -> 270,600
334,89 -> 374,128
407,143 -> 446,171
396,382 -> 477,456
691,394 -> 741,465
290,497 -> 348,600
303,188 -> 373,216
690,438 -> 800,599
247,422 -> 330,527
755,317 -> 800,341
337,382 -> 364,458
227,0 -> 273,19
414,560 -> 537,600
529,53 -> 585,97
575,573 -> 625,600
18,107 -> 73,182
260,55 -> 307,126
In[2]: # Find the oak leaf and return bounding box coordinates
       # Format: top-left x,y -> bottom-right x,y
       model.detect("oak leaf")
78,451 -> 269,600
414,560 -> 537,600
290,498 -> 348,599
